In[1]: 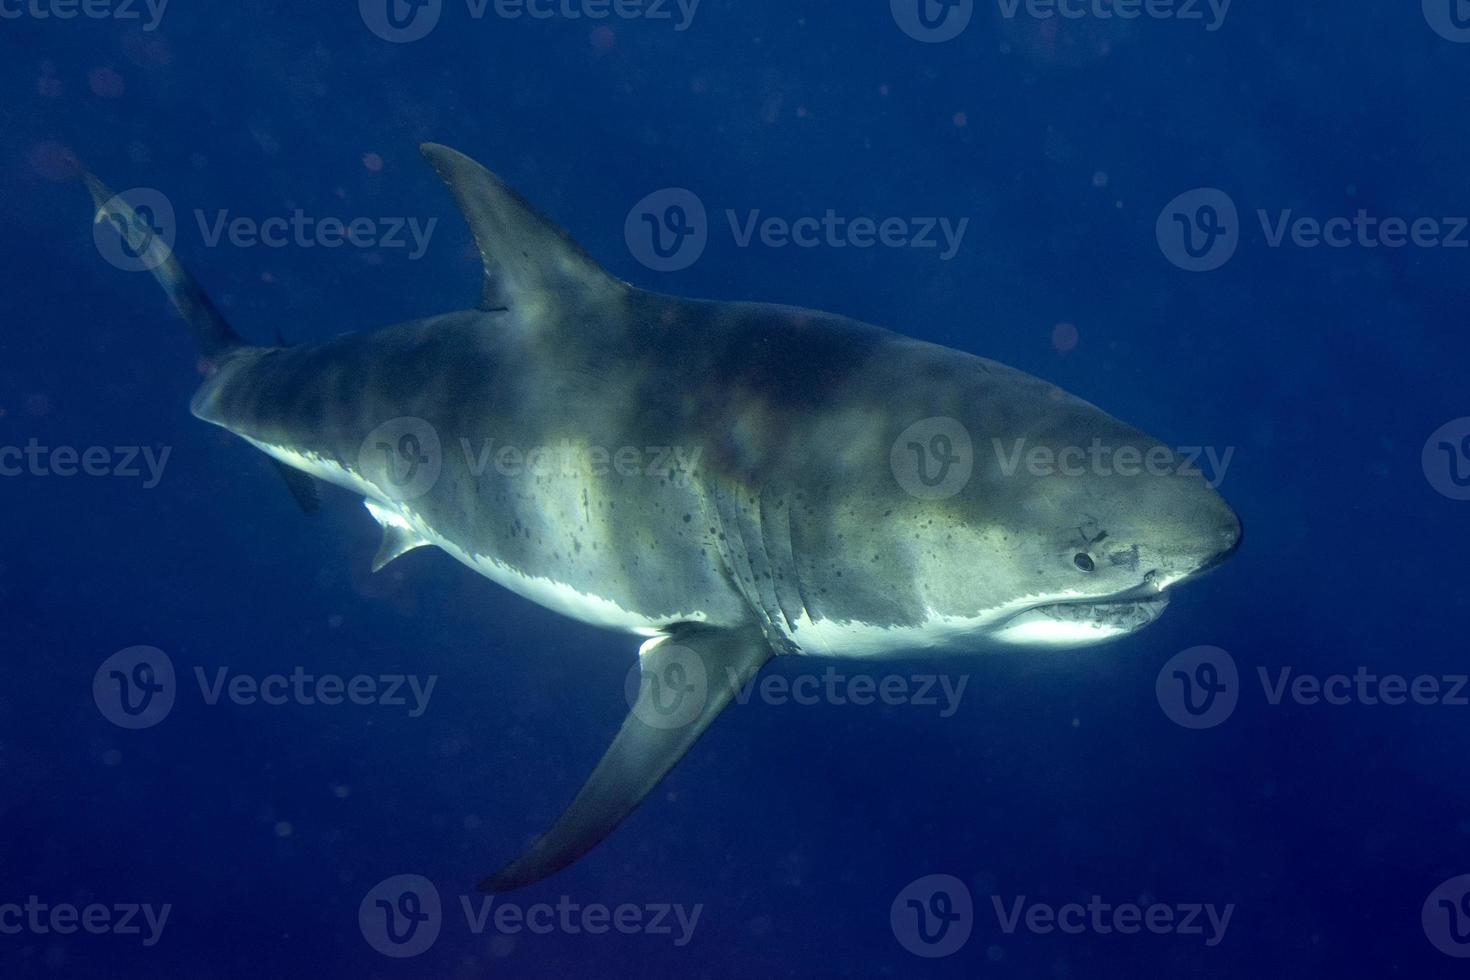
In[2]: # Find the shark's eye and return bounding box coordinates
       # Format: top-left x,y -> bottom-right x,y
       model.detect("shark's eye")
1073,553 -> 1096,572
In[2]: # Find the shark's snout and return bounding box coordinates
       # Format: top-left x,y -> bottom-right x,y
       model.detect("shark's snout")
1195,507 -> 1243,577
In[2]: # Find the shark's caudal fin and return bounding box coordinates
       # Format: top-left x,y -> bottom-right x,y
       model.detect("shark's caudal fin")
82,172 -> 244,361
83,170 -> 321,514
419,143 -> 628,316
482,625 -> 775,892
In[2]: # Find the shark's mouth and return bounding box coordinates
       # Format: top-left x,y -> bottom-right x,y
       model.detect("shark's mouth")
1024,593 -> 1170,630
991,588 -> 1171,647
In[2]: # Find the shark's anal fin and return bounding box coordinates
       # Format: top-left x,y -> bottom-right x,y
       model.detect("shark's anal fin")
481,623 -> 775,892
364,499 -> 431,572
269,459 -> 321,515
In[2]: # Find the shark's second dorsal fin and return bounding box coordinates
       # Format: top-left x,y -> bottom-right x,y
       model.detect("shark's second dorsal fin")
420,143 -> 627,317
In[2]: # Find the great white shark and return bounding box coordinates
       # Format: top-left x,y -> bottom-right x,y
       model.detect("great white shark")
84,144 -> 1241,891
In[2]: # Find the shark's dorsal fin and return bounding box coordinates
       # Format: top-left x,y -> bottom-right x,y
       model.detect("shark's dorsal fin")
420,143 -> 627,316
364,500 -> 432,572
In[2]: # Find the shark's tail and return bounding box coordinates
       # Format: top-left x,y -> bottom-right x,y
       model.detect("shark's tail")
83,171 -> 245,363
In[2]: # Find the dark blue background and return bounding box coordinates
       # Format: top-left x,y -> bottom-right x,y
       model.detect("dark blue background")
3,1 -> 1469,976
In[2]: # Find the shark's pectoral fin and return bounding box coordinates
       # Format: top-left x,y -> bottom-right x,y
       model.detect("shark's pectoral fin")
481,623 -> 775,892
363,499 -> 432,572
419,142 -> 628,316
269,458 -> 321,515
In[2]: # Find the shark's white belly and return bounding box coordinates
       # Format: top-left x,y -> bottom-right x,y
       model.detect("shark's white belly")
244,436 -> 717,637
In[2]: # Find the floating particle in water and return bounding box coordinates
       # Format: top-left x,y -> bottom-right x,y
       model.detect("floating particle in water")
1052,322 -> 1079,353
88,66 -> 125,99
1092,171 -> 1109,188
953,111 -> 968,128
590,25 -> 616,51
274,821 -> 293,838
362,152 -> 383,172
123,32 -> 173,67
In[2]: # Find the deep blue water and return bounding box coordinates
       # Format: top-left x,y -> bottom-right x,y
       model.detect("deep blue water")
4,1 -> 1470,976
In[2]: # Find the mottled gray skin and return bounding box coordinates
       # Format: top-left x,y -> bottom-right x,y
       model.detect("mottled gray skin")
193,287 -> 1240,657
88,144 -> 1241,890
